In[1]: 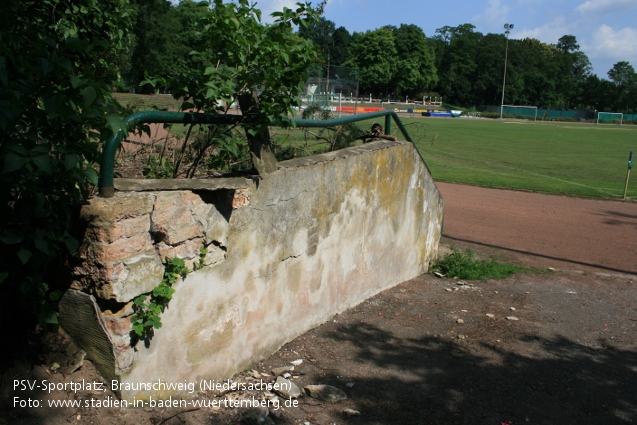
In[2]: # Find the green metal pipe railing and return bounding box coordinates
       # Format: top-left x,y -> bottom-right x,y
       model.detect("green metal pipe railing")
99,110 -> 427,197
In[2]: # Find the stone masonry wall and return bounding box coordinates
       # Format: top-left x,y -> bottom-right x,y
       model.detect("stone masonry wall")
62,187 -> 250,379
59,140 -> 444,401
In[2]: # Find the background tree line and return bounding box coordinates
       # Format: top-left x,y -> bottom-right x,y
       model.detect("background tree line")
125,1 -> 636,113
298,20 -> 637,113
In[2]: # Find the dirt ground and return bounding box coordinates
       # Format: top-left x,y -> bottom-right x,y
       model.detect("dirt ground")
436,182 -> 637,275
2,184 -> 637,425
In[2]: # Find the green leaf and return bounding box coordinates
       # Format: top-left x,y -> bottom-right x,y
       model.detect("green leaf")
17,247 -> 32,264
32,155 -> 52,174
43,312 -> 59,325
0,230 -> 24,244
31,145 -> 50,153
43,94 -> 65,116
39,58 -> 53,75
34,235 -> 49,254
85,167 -> 99,186
64,154 -> 80,170
106,115 -> 125,136
134,295 -> 147,306
59,58 -> 72,72
2,152 -> 28,174
70,75 -> 84,89
0,57 -> 7,86
63,231 -> 79,253
83,86 -> 97,107
140,77 -> 158,88
65,38 -> 89,51
0,272 -> 8,284
132,323 -> 144,336
49,290 -> 64,301
7,144 -> 28,155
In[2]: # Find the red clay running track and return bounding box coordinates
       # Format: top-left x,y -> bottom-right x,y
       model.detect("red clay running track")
436,182 -> 637,275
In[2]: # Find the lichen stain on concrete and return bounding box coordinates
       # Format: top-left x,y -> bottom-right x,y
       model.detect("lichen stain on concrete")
183,299 -> 240,364
194,300 -> 205,314
310,194 -> 340,241
213,229 -> 257,283
243,270 -> 256,293
186,315 -> 238,364
379,150 -> 415,233
306,219 -> 320,257
244,303 -> 268,332
285,256 -> 303,293
309,261 -> 325,293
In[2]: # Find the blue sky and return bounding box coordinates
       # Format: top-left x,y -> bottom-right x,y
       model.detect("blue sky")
253,0 -> 637,78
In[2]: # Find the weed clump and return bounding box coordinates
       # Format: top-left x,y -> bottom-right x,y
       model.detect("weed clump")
432,247 -> 525,280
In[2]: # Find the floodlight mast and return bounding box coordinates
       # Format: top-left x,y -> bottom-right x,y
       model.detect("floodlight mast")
500,23 -> 514,120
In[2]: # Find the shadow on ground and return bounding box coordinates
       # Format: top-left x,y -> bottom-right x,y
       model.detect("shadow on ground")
316,323 -> 637,425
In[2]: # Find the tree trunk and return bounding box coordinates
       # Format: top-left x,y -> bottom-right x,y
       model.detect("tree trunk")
238,91 -> 278,175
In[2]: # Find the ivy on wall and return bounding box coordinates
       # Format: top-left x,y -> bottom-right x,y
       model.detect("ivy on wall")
131,246 -> 207,341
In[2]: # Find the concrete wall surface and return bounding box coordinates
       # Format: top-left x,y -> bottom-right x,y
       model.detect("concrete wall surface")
59,139 -> 444,401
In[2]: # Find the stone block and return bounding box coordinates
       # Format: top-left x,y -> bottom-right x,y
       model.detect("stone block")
81,252 -> 163,302
203,244 -> 226,266
85,215 -> 151,244
152,191 -> 185,211
191,203 -> 229,246
71,261 -> 127,293
90,234 -> 155,263
58,290 -> 118,383
114,345 -> 135,375
104,315 -> 132,337
102,304 -> 134,349
112,253 -> 165,302
80,194 -> 154,227
156,238 -> 204,270
151,207 -> 202,245
181,191 -> 204,207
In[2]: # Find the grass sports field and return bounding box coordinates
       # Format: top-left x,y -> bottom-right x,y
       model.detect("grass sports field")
112,94 -> 636,199
372,117 -> 637,199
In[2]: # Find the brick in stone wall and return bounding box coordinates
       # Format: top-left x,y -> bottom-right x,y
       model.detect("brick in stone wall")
151,207 -> 202,246
232,188 -> 251,209
73,188 -> 243,303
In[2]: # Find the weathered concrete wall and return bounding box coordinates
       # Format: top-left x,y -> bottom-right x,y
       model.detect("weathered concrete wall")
59,140 -> 443,401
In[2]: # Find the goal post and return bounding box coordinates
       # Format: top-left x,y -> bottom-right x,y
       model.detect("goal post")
501,105 -> 538,121
597,112 -> 623,125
